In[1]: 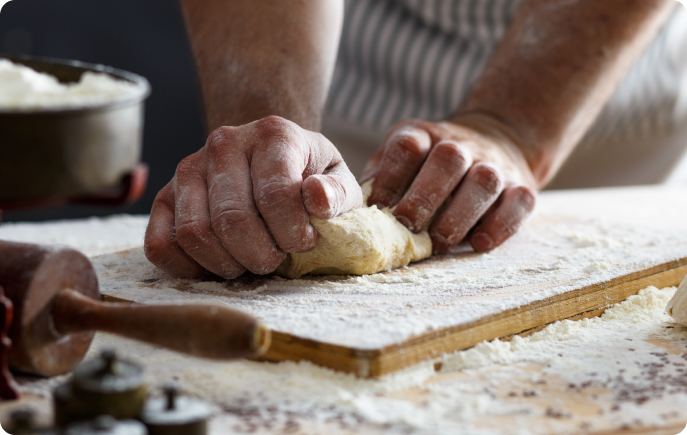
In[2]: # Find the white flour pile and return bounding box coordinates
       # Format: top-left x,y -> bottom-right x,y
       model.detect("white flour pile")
17,286 -> 687,434
0,58 -> 143,110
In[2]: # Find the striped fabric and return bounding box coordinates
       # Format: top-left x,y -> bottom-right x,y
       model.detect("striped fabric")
326,0 -> 687,147
582,3 -> 687,148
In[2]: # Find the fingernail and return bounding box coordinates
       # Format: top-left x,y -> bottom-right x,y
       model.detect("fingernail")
431,234 -> 449,254
308,177 -> 337,219
395,215 -> 413,231
321,179 -> 335,206
471,233 -> 493,251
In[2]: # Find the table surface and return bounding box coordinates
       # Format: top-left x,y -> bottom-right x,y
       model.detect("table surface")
1,186 -> 687,434
93,186 -> 687,378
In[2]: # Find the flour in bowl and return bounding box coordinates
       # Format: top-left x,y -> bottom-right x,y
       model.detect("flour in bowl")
0,58 -> 143,110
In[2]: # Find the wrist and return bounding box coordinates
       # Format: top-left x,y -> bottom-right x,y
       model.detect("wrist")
447,111 -> 547,189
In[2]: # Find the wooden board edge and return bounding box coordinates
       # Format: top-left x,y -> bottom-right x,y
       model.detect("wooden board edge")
367,263 -> 687,376
383,257 -> 687,353
259,331 -> 377,376
498,307 -> 608,342
255,262 -> 687,378
100,258 -> 687,378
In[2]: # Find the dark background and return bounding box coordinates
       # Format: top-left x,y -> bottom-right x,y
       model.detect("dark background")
0,0 -> 205,221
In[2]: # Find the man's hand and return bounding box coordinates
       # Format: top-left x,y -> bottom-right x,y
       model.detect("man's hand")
362,0 -> 675,254
144,116 -> 362,279
362,117 -> 537,254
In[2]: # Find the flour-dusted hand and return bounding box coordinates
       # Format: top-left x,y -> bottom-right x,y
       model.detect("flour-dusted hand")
359,0 -> 677,254
145,116 -> 362,279
361,117 -> 537,254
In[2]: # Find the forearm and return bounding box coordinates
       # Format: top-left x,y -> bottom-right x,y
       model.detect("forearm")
453,0 -> 675,188
179,0 -> 343,132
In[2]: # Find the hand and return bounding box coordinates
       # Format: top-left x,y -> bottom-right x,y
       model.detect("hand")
144,116 -> 362,279
362,115 -> 537,254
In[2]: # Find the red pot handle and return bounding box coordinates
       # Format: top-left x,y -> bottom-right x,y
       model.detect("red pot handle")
70,163 -> 149,207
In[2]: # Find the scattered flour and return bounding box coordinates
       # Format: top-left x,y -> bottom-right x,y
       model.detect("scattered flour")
0,215 -> 148,256
5,185 -> 687,353
90,211 -> 687,350
441,286 -> 685,374
0,58 -> 144,110
15,286 -> 687,434
5,186 -> 687,433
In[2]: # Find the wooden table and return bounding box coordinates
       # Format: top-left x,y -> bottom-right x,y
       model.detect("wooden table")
1,185 -> 687,434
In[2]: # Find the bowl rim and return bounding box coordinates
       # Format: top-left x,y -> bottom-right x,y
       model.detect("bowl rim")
0,53 -> 152,114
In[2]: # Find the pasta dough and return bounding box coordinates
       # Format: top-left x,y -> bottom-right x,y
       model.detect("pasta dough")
276,182 -> 432,279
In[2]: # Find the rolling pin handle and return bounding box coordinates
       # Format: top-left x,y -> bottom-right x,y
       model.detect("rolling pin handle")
51,289 -> 271,360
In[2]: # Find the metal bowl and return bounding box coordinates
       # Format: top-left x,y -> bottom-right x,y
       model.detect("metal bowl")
0,54 -> 151,207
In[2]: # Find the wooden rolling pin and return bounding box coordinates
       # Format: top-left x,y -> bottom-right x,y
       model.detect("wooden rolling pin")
0,240 -> 270,377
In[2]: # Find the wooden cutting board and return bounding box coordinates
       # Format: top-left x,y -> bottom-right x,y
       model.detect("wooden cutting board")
95,185 -> 687,377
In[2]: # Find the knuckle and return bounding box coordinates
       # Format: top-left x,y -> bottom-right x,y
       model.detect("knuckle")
175,220 -> 213,249
388,130 -> 428,160
254,181 -> 294,212
153,190 -> 166,204
206,127 -> 236,157
254,115 -> 295,138
211,204 -> 255,232
152,185 -> 172,206
433,141 -> 470,170
175,155 -> 198,179
143,233 -> 167,266
469,163 -> 503,195
392,136 -> 425,160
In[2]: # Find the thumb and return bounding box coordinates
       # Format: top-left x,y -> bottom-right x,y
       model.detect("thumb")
302,164 -> 363,220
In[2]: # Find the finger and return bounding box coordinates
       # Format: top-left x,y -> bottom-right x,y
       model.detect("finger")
393,141 -> 472,232
469,185 -> 537,252
367,126 -> 432,208
302,162 -> 364,220
250,118 -> 318,253
302,132 -> 363,219
144,182 -> 205,279
429,163 -> 504,254
206,127 -> 286,275
173,157 -> 246,279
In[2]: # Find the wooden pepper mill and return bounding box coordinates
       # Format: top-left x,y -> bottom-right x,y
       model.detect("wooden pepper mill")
0,240 -> 271,390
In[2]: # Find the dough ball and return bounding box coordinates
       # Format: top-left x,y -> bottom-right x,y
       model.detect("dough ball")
276,181 -> 432,278
665,273 -> 687,325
